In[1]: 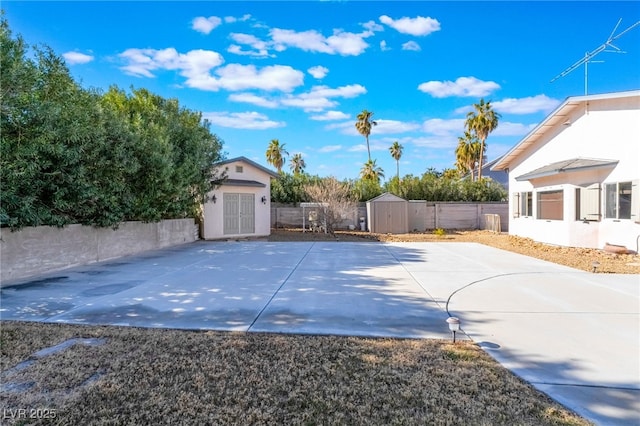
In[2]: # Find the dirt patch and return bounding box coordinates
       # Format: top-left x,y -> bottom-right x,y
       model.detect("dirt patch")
0,321 -> 590,425
267,228 -> 640,274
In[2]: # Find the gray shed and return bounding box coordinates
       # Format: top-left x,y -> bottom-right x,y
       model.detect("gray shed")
366,192 -> 409,234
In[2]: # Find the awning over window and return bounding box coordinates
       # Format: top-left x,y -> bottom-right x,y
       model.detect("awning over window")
515,158 -> 618,181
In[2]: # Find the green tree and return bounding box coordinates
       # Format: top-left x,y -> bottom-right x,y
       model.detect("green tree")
360,159 -> 385,183
465,98 -> 500,180
266,139 -> 288,173
351,178 -> 383,202
270,172 -> 319,203
289,153 -> 306,175
455,131 -> 481,180
355,109 -> 377,161
0,16 -> 224,229
389,141 -> 403,181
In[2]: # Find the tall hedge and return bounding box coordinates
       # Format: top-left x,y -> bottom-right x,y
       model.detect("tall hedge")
0,17 -> 224,229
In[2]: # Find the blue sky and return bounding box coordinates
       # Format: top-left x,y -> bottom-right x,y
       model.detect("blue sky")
4,1 -> 640,180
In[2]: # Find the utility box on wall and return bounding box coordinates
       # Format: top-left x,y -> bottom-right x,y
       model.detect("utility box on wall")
366,192 -> 409,234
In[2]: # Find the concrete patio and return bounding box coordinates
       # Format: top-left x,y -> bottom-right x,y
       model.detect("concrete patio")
1,241 -> 638,425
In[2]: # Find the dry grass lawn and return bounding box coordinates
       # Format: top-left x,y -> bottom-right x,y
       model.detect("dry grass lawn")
0,322 -> 591,425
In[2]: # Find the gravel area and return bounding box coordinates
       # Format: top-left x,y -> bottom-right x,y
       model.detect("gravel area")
267,228 -> 640,274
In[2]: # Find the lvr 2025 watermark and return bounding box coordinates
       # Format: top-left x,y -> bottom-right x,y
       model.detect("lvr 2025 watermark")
3,408 -> 57,420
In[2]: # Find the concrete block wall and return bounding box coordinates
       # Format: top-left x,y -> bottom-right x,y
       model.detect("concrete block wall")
0,219 -> 197,285
271,202 -> 507,232
271,204 -> 367,230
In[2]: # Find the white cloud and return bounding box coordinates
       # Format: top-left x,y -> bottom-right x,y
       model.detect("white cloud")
119,48 -> 224,79
281,96 -> 337,111
228,33 -> 270,57
310,110 -> 350,121
228,93 -> 279,108
119,48 -> 304,93
308,65 -> 329,79
318,145 -> 343,153
224,15 -> 250,24
379,15 -> 441,36
422,118 -> 466,136
281,84 -> 366,112
380,40 -> 390,51
326,120 -> 358,135
453,105 -> 473,115
361,20 -> 384,35
492,121 -> 537,136
208,64 -> 304,92
63,51 -> 94,64
418,76 -> 500,98
493,95 -> 561,114
405,136 -> 458,149
203,111 -> 284,129
192,16 -> 222,34
402,41 -> 421,51
270,28 -> 371,56
332,118 -> 418,139
374,119 -> 420,134
307,84 -> 367,99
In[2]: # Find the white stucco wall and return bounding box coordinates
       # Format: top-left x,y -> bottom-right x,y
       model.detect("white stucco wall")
202,159 -> 274,240
507,95 -> 640,250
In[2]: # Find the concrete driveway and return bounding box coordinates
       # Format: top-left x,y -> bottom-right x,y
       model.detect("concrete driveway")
1,241 -> 638,425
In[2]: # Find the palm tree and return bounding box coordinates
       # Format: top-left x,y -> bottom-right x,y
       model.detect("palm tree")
464,99 -> 500,180
360,159 -> 385,183
266,139 -> 288,173
289,153 -> 306,175
389,141 -> 403,181
355,109 -> 377,161
455,131 -> 481,180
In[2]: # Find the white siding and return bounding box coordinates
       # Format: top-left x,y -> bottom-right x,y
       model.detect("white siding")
203,159 -> 274,240
507,95 -> 640,249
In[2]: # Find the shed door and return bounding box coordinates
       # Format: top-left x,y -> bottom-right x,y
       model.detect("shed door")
239,194 -> 255,234
224,193 -> 255,235
223,193 -> 239,235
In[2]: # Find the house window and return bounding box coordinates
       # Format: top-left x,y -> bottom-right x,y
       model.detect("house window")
512,191 -> 532,218
521,192 -> 533,217
575,183 -> 601,221
605,182 -> 632,219
235,165 -> 243,173
537,190 -> 563,220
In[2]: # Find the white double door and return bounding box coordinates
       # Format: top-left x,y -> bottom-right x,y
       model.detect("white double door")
223,193 -> 255,235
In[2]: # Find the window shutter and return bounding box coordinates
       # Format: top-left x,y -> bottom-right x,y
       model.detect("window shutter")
579,183 -> 601,221
512,193 -> 520,218
631,180 -> 640,223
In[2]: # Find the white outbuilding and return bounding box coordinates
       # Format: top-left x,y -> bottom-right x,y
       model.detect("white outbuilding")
202,157 -> 279,240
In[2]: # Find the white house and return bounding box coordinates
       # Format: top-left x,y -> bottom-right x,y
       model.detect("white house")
491,90 -> 640,251
202,157 -> 279,240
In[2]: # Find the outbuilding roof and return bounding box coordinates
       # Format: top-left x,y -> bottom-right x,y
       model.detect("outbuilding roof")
215,156 -> 280,178
367,192 -> 407,203
220,179 -> 266,188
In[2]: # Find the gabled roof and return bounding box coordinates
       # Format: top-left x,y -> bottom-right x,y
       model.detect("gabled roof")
367,192 -> 407,203
515,158 -> 619,181
492,90 -> 640,171
215,156 -> 279,178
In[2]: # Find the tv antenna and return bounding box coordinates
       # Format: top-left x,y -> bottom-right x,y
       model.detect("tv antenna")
550,18 -> 640,95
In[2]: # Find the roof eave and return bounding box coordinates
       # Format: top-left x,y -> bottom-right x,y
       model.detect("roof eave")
491,90 -> 640,171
